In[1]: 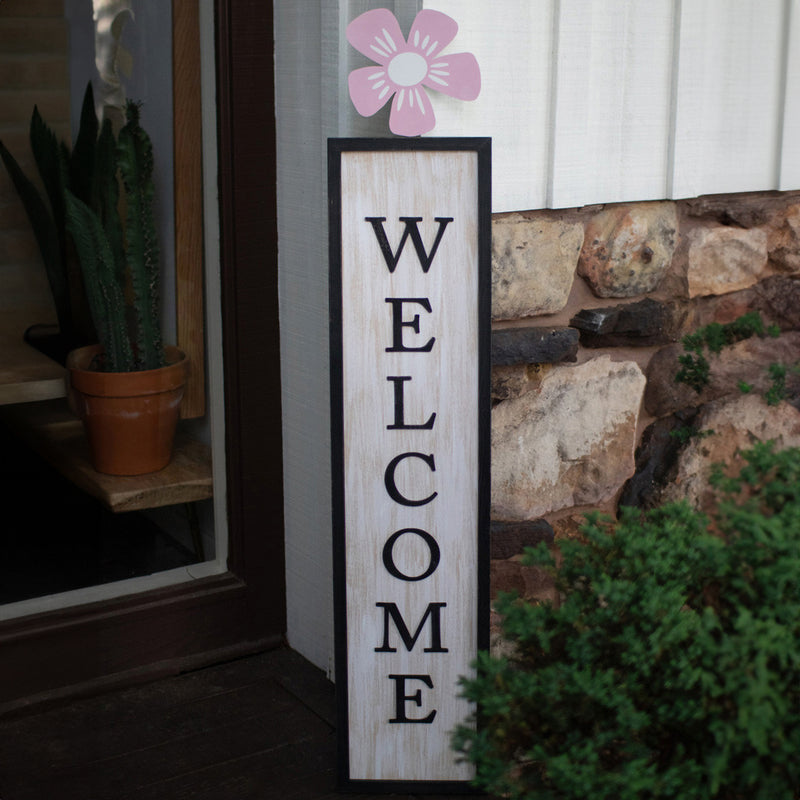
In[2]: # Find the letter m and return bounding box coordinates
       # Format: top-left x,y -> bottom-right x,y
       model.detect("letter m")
365,217 -> 453,273
374,602 -> 448,653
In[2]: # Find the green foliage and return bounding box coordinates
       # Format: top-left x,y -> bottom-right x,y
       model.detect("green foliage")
64,99 -> 164,372
0,135 -> 68,335
454,443 -> 800,799
69,83 -> 100,207
116,101 -> 162,370
0,84 -> 112,349
763,363 -> 800,407
675,349 -> 710,393
669,425 -> 714,445
0,110 -> 71,343
675,313 -> 796,407
765,363 -> 788,406
676,312 -> 766,392
64,191 -> 132,372
0,85 -> 163,372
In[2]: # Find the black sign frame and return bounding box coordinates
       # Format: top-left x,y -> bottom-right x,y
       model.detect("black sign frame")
329,137 -> 491,793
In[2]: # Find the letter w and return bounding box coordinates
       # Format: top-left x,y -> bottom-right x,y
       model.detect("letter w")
375,602 -> 448,653
366,217 -> 453,273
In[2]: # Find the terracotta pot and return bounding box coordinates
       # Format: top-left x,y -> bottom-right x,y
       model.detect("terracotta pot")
67,345 -> 189,476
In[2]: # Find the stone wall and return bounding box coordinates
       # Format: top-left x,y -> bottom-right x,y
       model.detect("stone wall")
489,191 -> 800,609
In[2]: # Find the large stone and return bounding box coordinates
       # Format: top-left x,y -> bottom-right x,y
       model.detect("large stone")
755,276 -> 800,329
492,357 -> 646,519
490,519 -> 555,559
618,408 -> 702,510
684,191 -> 800,228
660,394 -> 800,512
670,277 -> 800,340
766,203 -> 800,273
491,214 -> 583,320
492,326 -> 578,366
570,298 -> 681,347
644,331 -> 800,417
490,558 -> 557,603
578,201 -> 677,298
491,363 -> 549,403
676,288 -> 761,339
686,225 -> 768,298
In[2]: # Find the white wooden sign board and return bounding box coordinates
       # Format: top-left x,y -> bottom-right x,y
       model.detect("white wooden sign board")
329,138 -> 491,793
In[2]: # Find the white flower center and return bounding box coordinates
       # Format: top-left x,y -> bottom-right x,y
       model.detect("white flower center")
388,51 -> 428,87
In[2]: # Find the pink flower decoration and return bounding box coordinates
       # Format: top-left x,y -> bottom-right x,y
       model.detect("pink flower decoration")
347,8 -> 481,137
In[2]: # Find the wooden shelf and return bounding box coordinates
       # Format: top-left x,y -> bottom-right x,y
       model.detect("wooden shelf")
0,399 -> 212,513
0,327 -> 66,407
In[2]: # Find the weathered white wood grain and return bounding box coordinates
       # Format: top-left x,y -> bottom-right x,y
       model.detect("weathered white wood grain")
340,150 -> 479,781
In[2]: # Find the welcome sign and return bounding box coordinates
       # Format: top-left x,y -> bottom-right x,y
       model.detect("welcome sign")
329,138 -> 491,792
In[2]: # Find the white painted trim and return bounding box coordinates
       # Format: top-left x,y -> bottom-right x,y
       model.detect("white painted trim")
276,0 -> 335,677
198,0 -> 229,566
0,559 -> 227,623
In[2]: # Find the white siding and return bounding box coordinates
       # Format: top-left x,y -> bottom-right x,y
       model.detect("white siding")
671,0 -> 786,198
425,0 -> 800,210
780,0 -> 800,188
399,1 -> 556,210
548,0 -> 676,207
276,0 -> 800,675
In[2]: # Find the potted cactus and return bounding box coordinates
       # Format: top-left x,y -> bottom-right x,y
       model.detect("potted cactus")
0,82 -> 101,360
64,99 -> 187,476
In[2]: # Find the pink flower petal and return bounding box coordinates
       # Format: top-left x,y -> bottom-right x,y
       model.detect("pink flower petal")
408,9 -> 458,58
423,52 -> 481,101
348,66 -> 396,117
389,86 -> 436,137
346,8 -> 405,65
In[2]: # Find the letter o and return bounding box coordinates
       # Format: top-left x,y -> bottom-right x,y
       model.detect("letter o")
382,528 -> 440,582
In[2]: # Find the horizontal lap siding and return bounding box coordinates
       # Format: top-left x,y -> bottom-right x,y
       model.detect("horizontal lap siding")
424,0 -> 799,210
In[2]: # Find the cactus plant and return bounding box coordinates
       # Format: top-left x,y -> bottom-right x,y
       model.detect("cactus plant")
64,99 -> 165,373
1,85 -> 164,373
0,82 -> 100,353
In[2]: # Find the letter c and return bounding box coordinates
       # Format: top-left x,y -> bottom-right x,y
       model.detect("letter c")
384,452 -> 438,507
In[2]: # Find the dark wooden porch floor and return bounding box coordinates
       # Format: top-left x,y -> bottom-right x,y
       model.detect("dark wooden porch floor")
0,646 -> 486,799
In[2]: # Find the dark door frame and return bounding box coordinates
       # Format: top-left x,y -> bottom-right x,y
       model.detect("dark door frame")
0,0 -> 284,715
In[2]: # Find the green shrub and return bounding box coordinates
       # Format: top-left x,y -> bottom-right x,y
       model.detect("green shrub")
675,312 -> 766,393
454,443 -> 800,799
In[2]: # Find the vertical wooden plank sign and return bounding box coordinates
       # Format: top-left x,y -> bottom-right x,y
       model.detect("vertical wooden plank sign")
329,138 -> 490,792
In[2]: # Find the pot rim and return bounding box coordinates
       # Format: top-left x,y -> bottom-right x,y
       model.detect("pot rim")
68,345 -> 188,398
